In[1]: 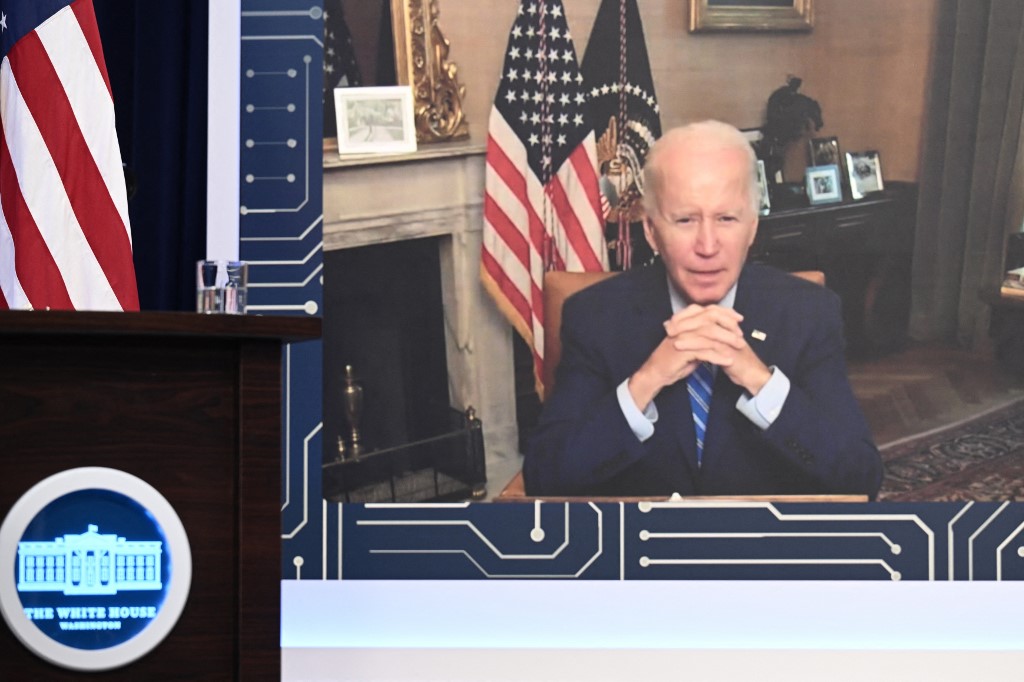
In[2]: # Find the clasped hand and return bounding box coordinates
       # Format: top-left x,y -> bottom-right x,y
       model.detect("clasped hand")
627,304 -> 771,410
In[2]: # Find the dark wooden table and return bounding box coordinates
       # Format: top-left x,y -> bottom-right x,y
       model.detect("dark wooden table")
751,182 -> 918,357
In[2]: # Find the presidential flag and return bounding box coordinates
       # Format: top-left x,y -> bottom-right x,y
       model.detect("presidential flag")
0,0 -> 138,311
581,0 -> 661,270
481,0 -> 608,398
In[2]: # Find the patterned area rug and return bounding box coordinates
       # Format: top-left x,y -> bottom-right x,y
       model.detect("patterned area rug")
878,398 -> 1024,501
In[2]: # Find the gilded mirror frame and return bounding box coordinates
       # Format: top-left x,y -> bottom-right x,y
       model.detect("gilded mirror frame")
689,0 -> 814,33
390,0 -> 469,143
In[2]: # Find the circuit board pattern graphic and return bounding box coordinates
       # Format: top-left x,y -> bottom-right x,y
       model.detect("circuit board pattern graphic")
238,0 -> 327,579
338,502 -> 1024,581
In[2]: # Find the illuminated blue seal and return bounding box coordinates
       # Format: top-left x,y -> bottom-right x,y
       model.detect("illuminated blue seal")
0,468 -> 191,671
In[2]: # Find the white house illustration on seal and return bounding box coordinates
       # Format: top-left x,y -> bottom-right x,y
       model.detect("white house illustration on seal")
17,524 -> 163,596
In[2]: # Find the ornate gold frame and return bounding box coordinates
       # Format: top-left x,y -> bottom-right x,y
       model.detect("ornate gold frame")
689,0 -> 814,33
390,0 -> 469,142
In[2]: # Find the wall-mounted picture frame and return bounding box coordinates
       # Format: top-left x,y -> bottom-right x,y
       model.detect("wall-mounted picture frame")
334,85 -> 417,156
805,164 -> 842,205
846,150 -> 885,200
689,0 -> 814,33
809,136 -> 841,167
756,159 -> 771,215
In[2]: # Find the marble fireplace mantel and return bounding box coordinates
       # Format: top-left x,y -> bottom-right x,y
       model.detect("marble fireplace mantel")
322,143 -> 522,496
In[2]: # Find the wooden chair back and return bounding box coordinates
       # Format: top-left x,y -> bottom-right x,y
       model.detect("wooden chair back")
541,270 -> 619,398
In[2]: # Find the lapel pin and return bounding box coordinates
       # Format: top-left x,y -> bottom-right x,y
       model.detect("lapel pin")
751,330 -> 767,341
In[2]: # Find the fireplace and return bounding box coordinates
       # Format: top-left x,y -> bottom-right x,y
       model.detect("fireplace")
322,145 -> 522,496
322,237 -> 450,458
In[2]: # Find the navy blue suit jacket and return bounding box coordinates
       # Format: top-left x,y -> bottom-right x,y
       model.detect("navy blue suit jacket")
523,261 -> 883,498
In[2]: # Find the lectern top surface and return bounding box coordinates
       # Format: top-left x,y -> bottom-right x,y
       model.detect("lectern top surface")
0,310 -> 321,343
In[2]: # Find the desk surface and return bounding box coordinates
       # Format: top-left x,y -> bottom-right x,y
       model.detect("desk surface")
495,472 -> 868,503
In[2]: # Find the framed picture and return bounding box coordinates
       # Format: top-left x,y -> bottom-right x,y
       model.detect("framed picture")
740,127 -> 765,161
756,159 -> 771,215
740,127 -> 764,146
689,0 -> 814,33
845,150 -> 885,200
805,164 -> 842,205
809,136 -> 841,167
333,86 -> 417,156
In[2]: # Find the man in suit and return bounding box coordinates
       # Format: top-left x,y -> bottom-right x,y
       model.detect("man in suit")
524,120 -> 882,498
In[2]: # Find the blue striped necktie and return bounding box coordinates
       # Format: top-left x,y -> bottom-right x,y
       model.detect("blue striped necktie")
687,362 -> 714,467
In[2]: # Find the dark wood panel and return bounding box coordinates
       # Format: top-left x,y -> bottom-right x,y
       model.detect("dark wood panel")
237,341 -> 285,680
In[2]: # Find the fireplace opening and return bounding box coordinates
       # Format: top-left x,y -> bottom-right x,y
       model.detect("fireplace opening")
322,237 -> 451,465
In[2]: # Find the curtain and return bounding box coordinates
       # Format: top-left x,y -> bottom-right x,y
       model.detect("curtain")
911,0 -> 1024,346
95,2 -> 209,311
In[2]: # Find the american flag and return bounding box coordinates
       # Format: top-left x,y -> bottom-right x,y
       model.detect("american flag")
481,0 -> 608,398
0,0 -> 138,311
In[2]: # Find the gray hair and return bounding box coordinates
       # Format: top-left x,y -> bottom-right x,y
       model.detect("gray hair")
641,120 -> 760,215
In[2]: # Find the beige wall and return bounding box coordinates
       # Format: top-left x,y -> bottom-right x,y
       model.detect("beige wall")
439,0 -> 938,181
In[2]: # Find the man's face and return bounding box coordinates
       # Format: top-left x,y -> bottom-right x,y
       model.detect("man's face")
643,142 -> 758,305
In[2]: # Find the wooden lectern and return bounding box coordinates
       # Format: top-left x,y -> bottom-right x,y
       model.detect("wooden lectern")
0,311 -> 320,680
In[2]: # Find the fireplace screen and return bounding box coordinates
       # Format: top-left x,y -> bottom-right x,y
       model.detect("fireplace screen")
322,407 -> 485,503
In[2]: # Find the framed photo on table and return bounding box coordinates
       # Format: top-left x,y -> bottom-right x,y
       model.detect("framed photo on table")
755,159 -> 771,215
805,164 -> 842,205
333,86 -> 417,156
846,150 -> 885,200
740,127 -> 765,146
809,136 -> 841,167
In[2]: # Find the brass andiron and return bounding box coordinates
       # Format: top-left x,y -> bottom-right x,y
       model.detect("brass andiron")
342,364 -> 365,459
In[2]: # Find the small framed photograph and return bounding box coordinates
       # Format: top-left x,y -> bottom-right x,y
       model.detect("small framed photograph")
845,150 -> 884,200
809,136 -> 840,167
805,164 -> 842,205
333,86 -> 417,156
755,159 -> 771,215
740,127 -> 764,147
